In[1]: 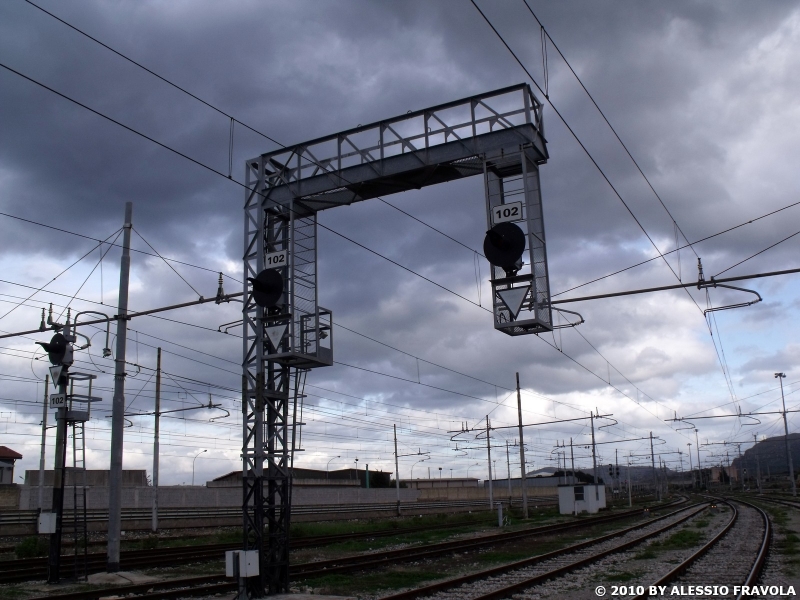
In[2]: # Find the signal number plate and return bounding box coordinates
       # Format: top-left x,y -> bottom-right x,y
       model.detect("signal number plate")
49,393 -> 66,408
265,250 -> 287,268
492,202 -> 523,224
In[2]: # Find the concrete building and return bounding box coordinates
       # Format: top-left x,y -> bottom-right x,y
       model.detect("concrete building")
0,446 -> 22,484
558,484 -> 606,515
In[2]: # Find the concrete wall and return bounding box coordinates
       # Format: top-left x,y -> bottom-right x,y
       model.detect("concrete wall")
25,469 -> 147,487
0,485 -> 20,508
20,485 -> 420,510
17,483 -> 559,510
417,485 -> 557,501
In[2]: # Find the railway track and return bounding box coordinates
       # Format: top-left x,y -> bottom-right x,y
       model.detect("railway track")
0,497 -> 557,533
12,501 -> 685,599
626,498 -> 771,599
376,502 -> 709,600
0,515 -> 498,584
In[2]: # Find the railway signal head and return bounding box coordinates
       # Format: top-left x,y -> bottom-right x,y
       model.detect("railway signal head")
248,269 -> 284,308
483,222 -> 525,276
36,332 -> 73,367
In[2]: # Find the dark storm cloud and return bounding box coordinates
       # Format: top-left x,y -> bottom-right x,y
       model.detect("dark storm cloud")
2,0 -> 800,479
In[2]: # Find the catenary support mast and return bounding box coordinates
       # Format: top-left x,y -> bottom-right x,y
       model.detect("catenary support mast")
107,201 -> 132,573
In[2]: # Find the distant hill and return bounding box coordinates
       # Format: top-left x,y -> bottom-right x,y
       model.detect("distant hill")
732,433 -> 800,477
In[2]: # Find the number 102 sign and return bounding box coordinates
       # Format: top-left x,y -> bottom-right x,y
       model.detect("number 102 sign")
491,201 -> 523,225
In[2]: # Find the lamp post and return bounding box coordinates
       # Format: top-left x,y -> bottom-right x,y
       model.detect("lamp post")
439,467 -> 442,479
326,456 -> 341,480
776,372 -> 796,496
467,462 -> 480,478
411,458 -> 426,480
191,450 -> 207,486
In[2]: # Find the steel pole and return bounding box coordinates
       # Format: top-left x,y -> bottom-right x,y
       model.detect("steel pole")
570,437 -> 575,485
591,412 -> 598,500
47,372 -> 68,583
777,373 -> 796,496
486,415 -> 493,510
506,441 -> 511,497
516,373 -> 528,518
649,432 -> 658,500
737,444 -> 745,491
152,347 -> 161,532
727,450 -> 732,489
394,425 -> 401,515
38,375 -> 48,511
627,455 -> 632,507
695,429 -> 702,490
107,201 -> 132,573
687,444 -> 694,489
754,433 -> 762,494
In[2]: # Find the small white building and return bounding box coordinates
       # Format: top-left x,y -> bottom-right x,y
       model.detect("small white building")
558,484 -> 606,515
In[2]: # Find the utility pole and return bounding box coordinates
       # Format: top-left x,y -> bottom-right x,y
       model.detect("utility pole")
776,373 -> 796,496
626,454 -> 632,507
687,443 -> 693,490
649,432 -> 658,500
615,448 -> 619,497
38,375 -> 49,511
737,443 -> 745,491
108,202 -> 132,573
152,348 -> 161,532
505,441 -> 511,497
727,450 -> 732,489
486,415 -> 493,510
754,433 -> 762,494
570,437 -> 575,485
394,424 -> 401,515
590,411 -> 598,500
516,373 -> 528,518
694,429 -> 702,490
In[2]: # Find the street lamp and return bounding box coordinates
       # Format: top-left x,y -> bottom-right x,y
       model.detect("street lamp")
438,467 -> 442,479
467,462 -> 480,478
191,449 -> 207,486
326,455 -> 341,480
776,372 -> 796,496
411,458 -> 426,480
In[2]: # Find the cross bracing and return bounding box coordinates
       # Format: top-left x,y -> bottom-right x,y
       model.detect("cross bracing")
248,83 -> 547,214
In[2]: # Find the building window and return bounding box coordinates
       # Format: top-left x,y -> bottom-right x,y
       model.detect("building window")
574,486 -> 584,501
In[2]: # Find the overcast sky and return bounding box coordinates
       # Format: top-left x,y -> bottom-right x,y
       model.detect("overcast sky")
1,1 -> 799,487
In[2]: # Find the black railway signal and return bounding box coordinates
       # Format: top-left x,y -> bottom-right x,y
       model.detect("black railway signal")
36,332 -> 73,367
483,222 -> 526,275
248,269 -> 284,308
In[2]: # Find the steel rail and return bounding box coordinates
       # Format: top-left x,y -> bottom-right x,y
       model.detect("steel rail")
0,516 -> 499,574
381,503 -> 706,600
630,496 -> 744,599
292,500 -> 689,578
735,499 -> 772,599
16,501 -> 686,594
